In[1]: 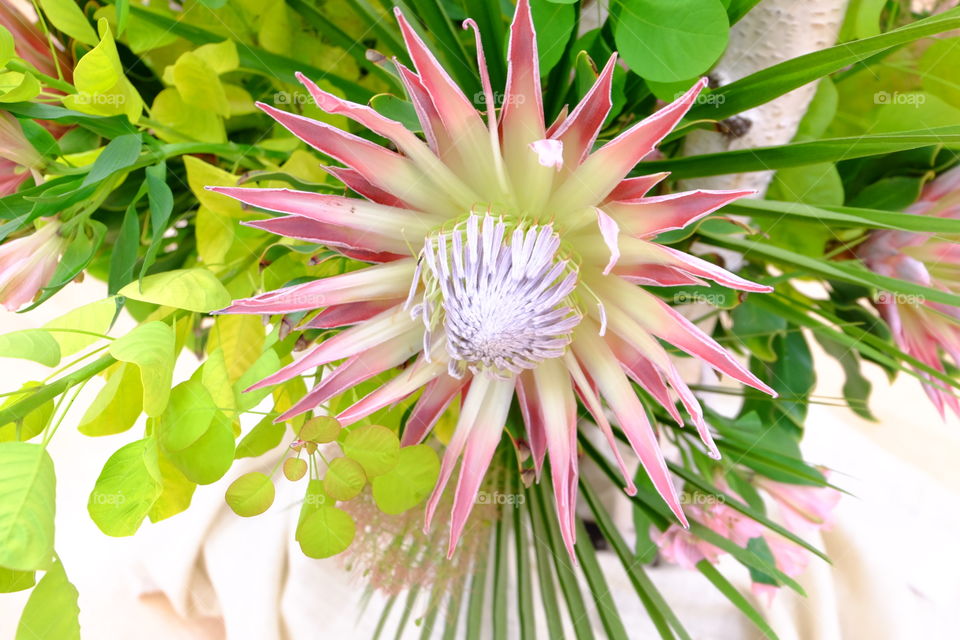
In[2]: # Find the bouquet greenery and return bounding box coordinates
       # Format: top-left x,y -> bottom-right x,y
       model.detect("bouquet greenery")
0,0 -> 958,637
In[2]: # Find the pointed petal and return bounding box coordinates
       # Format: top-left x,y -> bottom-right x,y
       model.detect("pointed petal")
572,322 -> 687,526
531,357 -> 579,556
596,208 -> 621,275
550,78 -> 708,216
300,299 -> 402,329
604,173 -> 670,203
256,102 -> 456,214
208,186 -> 437,242
394,62 -> 446,154
337,355 -> 446,426
516,371 -> 547,477
447,375 -> 515,556
604,189 -> 755,238
401,374 -> 468,447
553,54 -> 617,168
594,273 -> 775,396
592,236 -> 773,293
242,216 -> 407,260
296,72 -> 478,206
218,260 -> 416,315
323,166 -> 408,207
563,352 -> 636,495
277,330 -> 422,420
614,263 -> 709,287
545,105 -> 569,137
254,305 -> 420,392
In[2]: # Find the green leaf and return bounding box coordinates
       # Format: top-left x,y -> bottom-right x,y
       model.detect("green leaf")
0,71 -> 41,103
531,0 -> 576,76
15,558 -> 80,640
686,9 -> 960,121
731,298 -> 787,362
78,362 -> 143,436
147,451 -> 196,523
169,52 -> 230,116
38,0 -> 98,45
371,445 -> 439,514
236,416 -> 286,459
296,506 -> 355,558
0,566 -> 35,593
140,161 -> 174,279
0,330 -> 61,367
323,457 -> 366,501
88,438 -> 162,537
43,298 -> 115,358
225,472 -> 275,517
119,268 -> 231,313
207,314 -> 266,382
61,18 -> 143,122
0,383 -> 53,442
0,26 -> 13,68
283,457 -> 307,481
126,5 -> 373,101
108,321 -> 174,417
919,38 -> 960,106
160,382 -> 236,485
697,561 -> 779,640
341,425 -> 400,477
82,136 -> 142,188
109,194 -> 141,294
646,128 -> 960,179
298,416 -> 341,444
615,0 -> 729,82
0,442 -> 56,570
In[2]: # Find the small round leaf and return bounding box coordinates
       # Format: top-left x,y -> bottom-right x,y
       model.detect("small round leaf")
283,457 -> 307,481
323,457 -> 366,501
225,472 -> 274,517
342,425 -> 400,477
296,506 -> 355,558
299,416 -> 341,443
372,445 -> 440,515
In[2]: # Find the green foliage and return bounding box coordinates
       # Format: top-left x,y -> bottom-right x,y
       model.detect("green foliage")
1,1 -> 957,636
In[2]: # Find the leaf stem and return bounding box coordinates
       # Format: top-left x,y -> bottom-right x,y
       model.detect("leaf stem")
0,354 -> 115,427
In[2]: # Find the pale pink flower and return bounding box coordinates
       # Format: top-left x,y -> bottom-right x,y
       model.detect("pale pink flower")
211,0 -> 775,555
858,166 -> 960,417
651,520 -> 722,569
0,112 -> 43,195
0,220 -> 64,311
757,477 -> 841,532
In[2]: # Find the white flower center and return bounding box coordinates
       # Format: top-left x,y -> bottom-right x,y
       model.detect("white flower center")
411,213 -> 581,378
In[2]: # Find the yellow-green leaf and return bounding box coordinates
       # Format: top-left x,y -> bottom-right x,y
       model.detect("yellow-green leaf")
323,457 -> 365,501
371,445 -> 440,515
38,0 -> 98,45
0,71 -> 41,103
88,438 -> 162,537
78,362 -> 142,436
107,321 -> 174,417
225,472 -> 274,517
0,443 -> 56,570
61,19 -> 142,122
296,506 -> 355,558
170,51 -> 230,116
0,330 -> 60,367
43,298 -> 115,357
119,268 -> 231,312
15,558 -> 80,640
341,425 -> 399,477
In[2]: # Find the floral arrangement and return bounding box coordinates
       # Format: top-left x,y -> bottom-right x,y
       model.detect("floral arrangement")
0,0 -> 957,637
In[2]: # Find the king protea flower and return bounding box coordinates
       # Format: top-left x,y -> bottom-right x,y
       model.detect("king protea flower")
857,166 -> 960,417
209,0 -> 775,555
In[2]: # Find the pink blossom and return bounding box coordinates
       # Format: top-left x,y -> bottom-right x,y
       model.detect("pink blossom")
211,0 -> 775,557
858,166 -> 960,417
0,220 -> 64,311
757,477 -> 842,532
